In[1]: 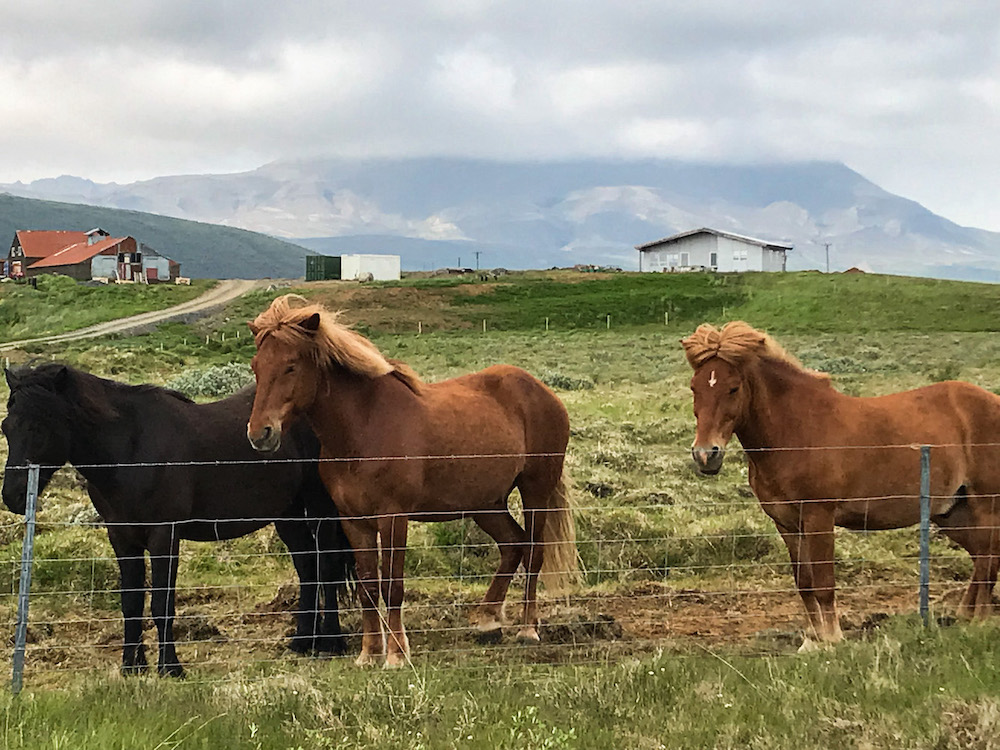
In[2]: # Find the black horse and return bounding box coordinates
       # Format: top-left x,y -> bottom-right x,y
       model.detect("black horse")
1,363 -> 353,677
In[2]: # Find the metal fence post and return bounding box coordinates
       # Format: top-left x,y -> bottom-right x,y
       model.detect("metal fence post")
919,446 -> 931,627
12,463 -> 40,694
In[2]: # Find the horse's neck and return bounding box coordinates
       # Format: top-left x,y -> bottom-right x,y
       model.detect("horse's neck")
736,359 -> 838,451
305,370 -> 389,454
65,390 -> 130,483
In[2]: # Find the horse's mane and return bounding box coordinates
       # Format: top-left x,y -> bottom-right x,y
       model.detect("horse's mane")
251,295 -> 424,392
681,321 -> 823,380
10,363 -> 193,425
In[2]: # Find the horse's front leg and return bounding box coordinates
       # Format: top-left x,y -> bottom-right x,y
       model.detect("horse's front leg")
148,526 -> 185,677
314,516 -> 351,654
379,515 -> 410,668
803,503 -> 842,644
341,518 -> 384,666
274,518 -> 322,653
774,503 -> 841,648
107,528 -> 148,675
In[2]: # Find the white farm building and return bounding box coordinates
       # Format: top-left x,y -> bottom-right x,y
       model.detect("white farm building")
636,228 -> 791,273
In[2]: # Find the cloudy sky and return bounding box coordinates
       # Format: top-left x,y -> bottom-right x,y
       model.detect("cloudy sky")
2,1 -> 999,229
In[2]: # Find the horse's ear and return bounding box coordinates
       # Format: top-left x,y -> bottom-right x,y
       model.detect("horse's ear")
4,367 -> 19,390
248,321 -> 261,336
298,313 -> 321,333
53,365 -> 70,392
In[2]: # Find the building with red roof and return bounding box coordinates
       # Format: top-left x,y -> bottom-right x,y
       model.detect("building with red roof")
3,229 -> 180,282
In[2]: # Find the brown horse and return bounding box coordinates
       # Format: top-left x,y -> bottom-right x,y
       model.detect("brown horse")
245,295 -> 577,666
682,321 -> 1000,647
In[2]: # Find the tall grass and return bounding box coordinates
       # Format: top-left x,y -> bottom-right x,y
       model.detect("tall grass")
2,621 -> 1000,749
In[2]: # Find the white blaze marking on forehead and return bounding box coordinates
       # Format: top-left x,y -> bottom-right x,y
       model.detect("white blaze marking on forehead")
709,370 -> 717,388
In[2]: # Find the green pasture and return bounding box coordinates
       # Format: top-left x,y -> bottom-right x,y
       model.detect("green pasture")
2,270 -> 1000,747
0,274 -> 212,343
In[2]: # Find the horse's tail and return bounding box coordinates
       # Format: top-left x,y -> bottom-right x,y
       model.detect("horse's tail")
539,473 -> 579,593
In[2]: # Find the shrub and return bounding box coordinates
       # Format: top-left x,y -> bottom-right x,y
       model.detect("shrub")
167,363 -> 253,398
540,371 -> 595,391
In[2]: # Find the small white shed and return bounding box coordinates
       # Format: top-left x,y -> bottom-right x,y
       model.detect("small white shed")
636,228 -> 791,273
341,254 -> 401,281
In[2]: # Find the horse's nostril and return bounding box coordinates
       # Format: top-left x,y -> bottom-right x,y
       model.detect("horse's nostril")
711,446 -> 721,458
262,425 -> 272,441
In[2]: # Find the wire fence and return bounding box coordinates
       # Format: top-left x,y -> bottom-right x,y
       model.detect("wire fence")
1,444 -> 989,691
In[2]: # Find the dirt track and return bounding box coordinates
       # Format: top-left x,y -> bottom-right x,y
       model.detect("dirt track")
0,279 -> 265,351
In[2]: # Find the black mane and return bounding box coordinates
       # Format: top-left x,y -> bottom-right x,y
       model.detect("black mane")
10,363 -> 194,426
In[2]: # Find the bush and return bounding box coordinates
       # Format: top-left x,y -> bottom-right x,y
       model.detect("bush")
166,363 -> 253,398
540,371 -> 595,391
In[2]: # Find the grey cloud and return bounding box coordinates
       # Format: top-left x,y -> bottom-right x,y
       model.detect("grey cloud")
0,1 -> 998,228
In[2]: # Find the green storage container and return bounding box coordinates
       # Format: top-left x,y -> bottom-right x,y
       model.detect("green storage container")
305,255 -> 342,281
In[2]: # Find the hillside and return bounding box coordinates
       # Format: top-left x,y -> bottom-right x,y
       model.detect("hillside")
0,193 -> 309,278
6,158 -> 1000,280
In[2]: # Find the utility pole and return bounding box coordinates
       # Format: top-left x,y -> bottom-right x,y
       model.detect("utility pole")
474,251 -> 482,270
824,243 -> 831,273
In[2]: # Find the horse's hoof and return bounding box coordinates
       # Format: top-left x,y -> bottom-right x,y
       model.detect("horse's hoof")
515,627 -> 540,643
315,634 -> 349,655
476,627 -> 503,645
355,651 -> 382,667
121,662 -> 149,677
158,664 -> 186,679
287,637 -> 313,654
384,652 -> 409,669
797,637 -> 836,654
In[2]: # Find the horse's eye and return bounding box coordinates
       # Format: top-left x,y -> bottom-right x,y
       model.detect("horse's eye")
729,386 -> 739,395
284,365 -> 296,375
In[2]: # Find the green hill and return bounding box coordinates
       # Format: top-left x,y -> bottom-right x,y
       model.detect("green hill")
0,193 -> 309,279
292,269 -> 1000,335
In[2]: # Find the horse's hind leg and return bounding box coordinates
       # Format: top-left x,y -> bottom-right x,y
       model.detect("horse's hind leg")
517,506 -> 545,642
107,529 -> 148,675
379,515 -> 410,668
938,493 -> 1000,618
472,508 -> 527,636
148,526 -> 184,677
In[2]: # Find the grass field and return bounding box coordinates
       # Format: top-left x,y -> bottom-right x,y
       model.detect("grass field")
0,274 -> 213,343
2,270 -> 1000,748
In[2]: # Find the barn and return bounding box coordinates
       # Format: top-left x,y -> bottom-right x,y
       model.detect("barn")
636,228 -> 791,273
3,229 -> 180,282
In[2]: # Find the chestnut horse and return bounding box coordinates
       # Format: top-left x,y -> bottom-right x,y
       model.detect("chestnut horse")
682,321 -> 1000,647
246,295 -> 577,667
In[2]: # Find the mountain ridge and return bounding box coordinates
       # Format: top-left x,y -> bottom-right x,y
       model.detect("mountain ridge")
4,157 -> 999,280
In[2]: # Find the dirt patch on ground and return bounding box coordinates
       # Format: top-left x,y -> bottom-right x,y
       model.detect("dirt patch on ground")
300,282 -> 480,332
3,576 -> 964,685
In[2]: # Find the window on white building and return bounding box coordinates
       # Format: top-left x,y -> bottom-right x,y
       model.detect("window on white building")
733,248 -> 748,262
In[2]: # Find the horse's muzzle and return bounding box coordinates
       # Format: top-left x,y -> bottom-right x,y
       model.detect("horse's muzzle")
247,424 -> 281,453
1,478 -> 27,515
692,446 -> 725,475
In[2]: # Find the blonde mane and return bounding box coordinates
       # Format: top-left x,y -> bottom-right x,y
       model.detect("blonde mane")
681,321 -> 808,373
252,295 -> 423,389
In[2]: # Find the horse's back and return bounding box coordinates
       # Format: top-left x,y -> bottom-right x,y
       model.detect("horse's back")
109,385 -> 323,528
439,364 -> 569,449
